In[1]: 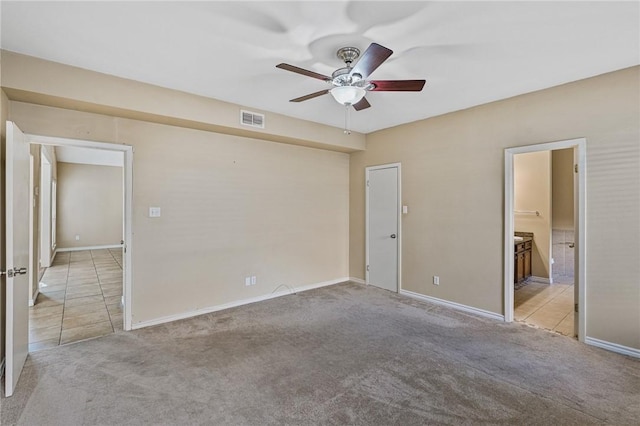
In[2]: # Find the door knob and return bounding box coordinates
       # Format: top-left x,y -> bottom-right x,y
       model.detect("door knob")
390,234 -> 396,239
1,267 -> 27,278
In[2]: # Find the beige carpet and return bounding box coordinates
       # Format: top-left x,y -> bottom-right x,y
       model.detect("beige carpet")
2,282 -> 639,425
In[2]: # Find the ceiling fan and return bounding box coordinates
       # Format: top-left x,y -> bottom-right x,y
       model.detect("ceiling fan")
276,43 -> 426,112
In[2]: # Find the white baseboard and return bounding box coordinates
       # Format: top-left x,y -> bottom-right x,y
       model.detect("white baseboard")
585,337 -> 640,358
529,276 -> 552,284
400,289 -> 505,321
349,277 -> 366,285
57,244 -> 122,252
29,289 -> 40,307
132,277 -> 350,330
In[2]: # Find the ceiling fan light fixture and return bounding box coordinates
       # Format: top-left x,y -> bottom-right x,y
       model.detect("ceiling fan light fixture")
330,86 -> 366,106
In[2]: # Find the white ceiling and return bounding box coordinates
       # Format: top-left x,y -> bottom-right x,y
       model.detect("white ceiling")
1,1 -> 638,134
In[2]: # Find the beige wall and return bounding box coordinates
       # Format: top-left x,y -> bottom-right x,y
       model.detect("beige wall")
1,51 -> 638,354
514,151 -> 551,279
350,66 -> 640,350
1,89 -> 8,367
9,102 -> 350,325
57,162 -> 123,248
552,148 -> 574,230
0,50 -> 355,328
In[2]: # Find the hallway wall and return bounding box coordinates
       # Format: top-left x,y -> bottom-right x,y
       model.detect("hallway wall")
552,148 -> 574,230
56,162 -> 123,248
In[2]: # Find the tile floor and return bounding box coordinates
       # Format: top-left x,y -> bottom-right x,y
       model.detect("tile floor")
514,279 -> 575,337
29,248 -> 124,352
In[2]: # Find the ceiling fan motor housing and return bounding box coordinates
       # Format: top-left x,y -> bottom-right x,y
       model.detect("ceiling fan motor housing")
331,68 -> 366,87
333,47 -> 368,87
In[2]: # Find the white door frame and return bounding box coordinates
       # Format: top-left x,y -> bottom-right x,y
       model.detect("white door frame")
365,163 -> 402,292
39,149 -> 53,268
27,133 -> 134,331
28,154 -> 38,306
504,138 -> 586,342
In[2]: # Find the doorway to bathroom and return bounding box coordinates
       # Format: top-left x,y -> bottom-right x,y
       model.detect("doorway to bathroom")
504,138 -> 586,342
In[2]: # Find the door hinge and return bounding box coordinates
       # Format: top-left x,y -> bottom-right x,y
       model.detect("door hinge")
574,303 -> 579,313
574,164 -> 578,173
366,180 -> 370,187
366,265 -> 370,272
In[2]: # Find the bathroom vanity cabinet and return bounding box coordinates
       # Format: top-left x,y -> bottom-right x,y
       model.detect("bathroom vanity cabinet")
514,238 -> 532,284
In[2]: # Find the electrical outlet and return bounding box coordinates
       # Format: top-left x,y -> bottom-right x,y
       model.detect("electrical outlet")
251,276 -> 257,285
245,277 -> 251,286
75,235 -> 80,241
433,276 -> 440,285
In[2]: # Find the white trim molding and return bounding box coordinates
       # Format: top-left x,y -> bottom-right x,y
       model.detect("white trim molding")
132,277 -> 350,330
56,244 -> 123,252
400,289 -> 505,321
585,337 -> 640,359
529,276 -> 552,284
28,289 -> 40,307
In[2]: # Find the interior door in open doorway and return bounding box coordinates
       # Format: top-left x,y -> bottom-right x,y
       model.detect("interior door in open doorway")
5,121 -> 31,397
366,164 -> 400,292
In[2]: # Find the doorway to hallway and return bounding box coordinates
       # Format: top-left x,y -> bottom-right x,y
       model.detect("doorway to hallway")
27,140 -> 129,351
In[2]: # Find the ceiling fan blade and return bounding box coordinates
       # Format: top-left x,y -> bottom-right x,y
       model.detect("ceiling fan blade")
369,80 -> 426,91
290,89 -> 329,102
353,97 -> 371,111
349,43 -> 393,79
276,63 -> 330,81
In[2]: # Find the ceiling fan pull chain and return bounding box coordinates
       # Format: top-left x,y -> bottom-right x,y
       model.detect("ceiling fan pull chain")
344,104 -> 351,135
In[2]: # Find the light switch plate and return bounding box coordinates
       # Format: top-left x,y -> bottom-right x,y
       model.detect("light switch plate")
402,205 -> 408,214
149,207 -> 161,218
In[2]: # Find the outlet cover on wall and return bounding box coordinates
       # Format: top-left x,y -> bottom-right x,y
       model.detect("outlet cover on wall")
245,277 -> 251,286
149,207 -> 161,218
251,276 -> 256,285
75,235 -> 80,241
433,276 -> 440,285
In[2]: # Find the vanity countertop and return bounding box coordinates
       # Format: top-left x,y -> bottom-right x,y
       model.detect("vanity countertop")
514,232 -> 533,244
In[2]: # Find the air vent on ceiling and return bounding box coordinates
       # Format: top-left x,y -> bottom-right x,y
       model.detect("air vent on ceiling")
240,110 -> 265,129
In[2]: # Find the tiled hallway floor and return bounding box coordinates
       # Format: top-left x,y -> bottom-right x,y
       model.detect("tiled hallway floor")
29,248 -> 124,352
514,280 -> 575,337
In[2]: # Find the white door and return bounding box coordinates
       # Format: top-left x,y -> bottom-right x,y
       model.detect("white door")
366,165 -> 400,292
5,121 -> 31,397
